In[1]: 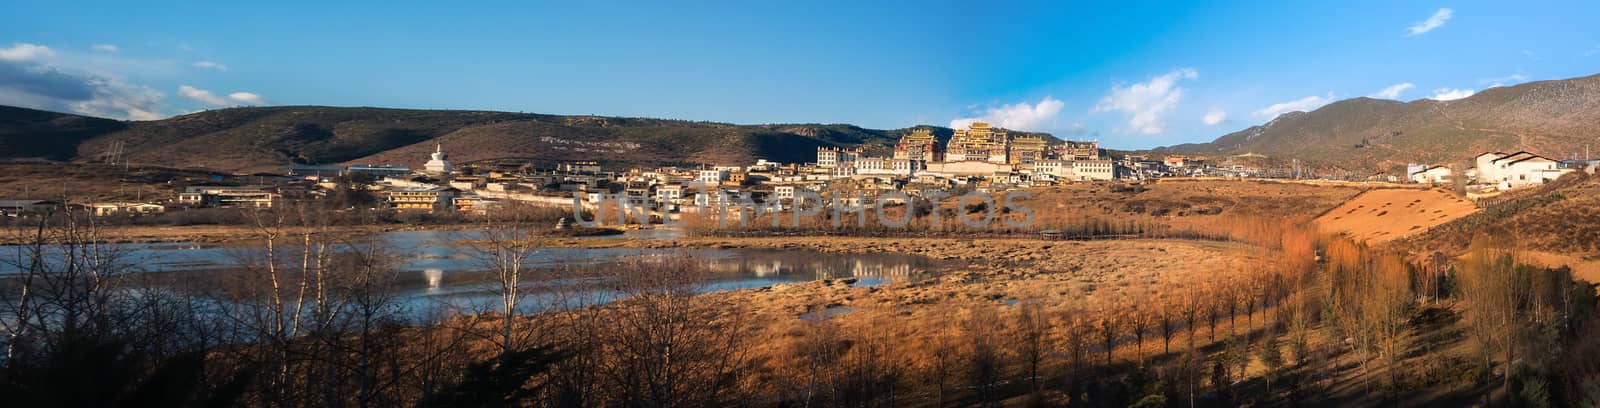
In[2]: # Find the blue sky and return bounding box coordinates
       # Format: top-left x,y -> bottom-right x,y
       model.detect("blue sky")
3,1 -> 1599,149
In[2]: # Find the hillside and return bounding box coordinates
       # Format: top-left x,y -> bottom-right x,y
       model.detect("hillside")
0,105 -> 1053,173
1158,73 -> 1600,170
0,105 -> 128,161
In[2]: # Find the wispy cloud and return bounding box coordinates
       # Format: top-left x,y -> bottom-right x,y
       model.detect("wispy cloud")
1092,68 -> 1198,135
1585,44 -> 1600,57
91,44 -> 120,53
1406,8 -> 1453,36
1253,94 -> 1332,118
1479,74 -> 1528,88
1201,108 -> 1227,125
1369,83 -> 1415,99
949,96 -> 1065,132
178,85 -> 267,107
1429,88 -> 1475,101
192,61 -> 228,71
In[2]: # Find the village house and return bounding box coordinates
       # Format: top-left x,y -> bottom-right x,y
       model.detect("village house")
1475,151 -> 1573,190
1071,159 -> 1115,181
386,186 -> 460,212
177,185 -> 280,208
816,147 -> 859,168
89,202 -> 167,217
1410,165 -> 1453,184
0,200 -> 61,217
452,195 -> 499,215
655,184 -> 686,205
696,169 -> 729,185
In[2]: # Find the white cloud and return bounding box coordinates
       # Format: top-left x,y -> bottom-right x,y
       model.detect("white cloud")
228,92 -> 266,105
949,96 -> 1065,132
0,44 -> 167,120
91,44 -> 120,53
1253,94 -> 1332,118
0,43 -> 56,62
1479,74 -> 1528,88
178,85 -> 228,106
1429,88 -> 1475,101
1369,83 -> 1415,99
1202,108 -> 1227,125
1406,8 -> 1453,36
71,81 -> 164,120
1092,68 -> 1198,135
1586,44 -> 1600,56
178,85 -> 266,107
1522,49 -> 1536,59
192,61 -> 228,71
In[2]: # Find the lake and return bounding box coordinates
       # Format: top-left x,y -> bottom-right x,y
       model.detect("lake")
0,229 -> 953,319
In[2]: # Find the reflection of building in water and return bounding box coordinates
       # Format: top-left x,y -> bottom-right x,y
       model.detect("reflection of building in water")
704,256 -> 919,281
424,268 -> 443,292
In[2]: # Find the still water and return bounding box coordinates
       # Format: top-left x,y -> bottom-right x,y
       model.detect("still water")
0,229 -> 951,319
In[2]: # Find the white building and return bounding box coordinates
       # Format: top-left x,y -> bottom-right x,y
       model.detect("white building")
1410,165 -> 1453,184
817,147 -> 858,168
1071,160 -> 1115,181
424,144 -> 452,175
656,184 -> 685,204
1475,151 -> 1574,190
696,169 -> 729,184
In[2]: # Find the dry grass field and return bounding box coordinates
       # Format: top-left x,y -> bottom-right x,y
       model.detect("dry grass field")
1312,187 -> 1479,243
0,161 -> 224,202
1020,178 -> 1366,224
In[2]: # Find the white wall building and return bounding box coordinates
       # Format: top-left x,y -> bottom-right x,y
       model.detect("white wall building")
1410,165 -> 1452,184
1071,160 -> 1115,181
424,144 -> 452,175
1475,151 -> 1574,190
696,169 -> 729,184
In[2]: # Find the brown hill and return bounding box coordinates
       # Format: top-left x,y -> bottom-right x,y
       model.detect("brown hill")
0,105 -> 127,161
1157,73 -> 1600,171
0,105 -> 1054,173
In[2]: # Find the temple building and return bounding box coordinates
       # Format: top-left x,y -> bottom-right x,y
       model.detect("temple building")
893,128 -> 943,162
946,121 -> 1008,163
1007,136 -> 1048,165
1057,140 -> 1101,161
424,144 -> 452,175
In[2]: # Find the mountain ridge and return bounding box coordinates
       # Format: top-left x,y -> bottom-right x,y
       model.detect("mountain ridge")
1156,73 -> 1600,170
0,105 -> 1055,173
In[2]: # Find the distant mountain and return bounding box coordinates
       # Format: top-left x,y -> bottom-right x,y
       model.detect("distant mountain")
0,105 -> 1055,173
1157,73 -> 1600,170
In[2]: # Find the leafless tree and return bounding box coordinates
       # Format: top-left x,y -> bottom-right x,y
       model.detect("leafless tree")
1096,312 -> 1121,367
1014,301 -> 1049,397
963,307 -> 1005,406
1458,242 -> 1535,399
465,213 -> 545,360
594,255 -> 752,407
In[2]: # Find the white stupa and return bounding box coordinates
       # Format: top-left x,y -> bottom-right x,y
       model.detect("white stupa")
424,143 -> 452,175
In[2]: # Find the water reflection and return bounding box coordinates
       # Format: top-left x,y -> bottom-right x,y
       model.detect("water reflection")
0,229 -> 954,321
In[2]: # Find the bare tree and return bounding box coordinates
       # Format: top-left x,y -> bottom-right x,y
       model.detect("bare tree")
1128,300 -> 1153,366
594,255 -> 751,407
466,214 -> 545,359
1014,302 -> 1049,397
1457,242 -> 1534,399
1096,312 -> 1121,367
1158,296 -> 1178,356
